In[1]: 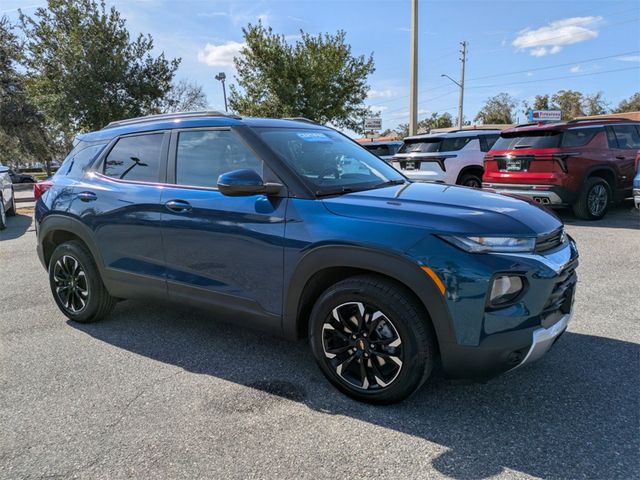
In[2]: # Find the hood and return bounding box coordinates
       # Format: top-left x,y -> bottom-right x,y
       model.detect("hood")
321,182 -> 562,237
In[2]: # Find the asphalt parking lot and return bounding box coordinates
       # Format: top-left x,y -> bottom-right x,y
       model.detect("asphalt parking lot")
1,204 -> 639,479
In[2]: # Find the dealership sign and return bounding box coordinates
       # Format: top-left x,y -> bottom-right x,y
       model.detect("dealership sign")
364,116 -> 382,131
528,110 -> 562,122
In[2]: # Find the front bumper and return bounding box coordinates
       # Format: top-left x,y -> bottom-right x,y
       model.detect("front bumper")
512,313 -> 570,370
483,182 -> 576,206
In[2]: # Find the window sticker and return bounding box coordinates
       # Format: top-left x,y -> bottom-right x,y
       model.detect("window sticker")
296,132 -> 332,142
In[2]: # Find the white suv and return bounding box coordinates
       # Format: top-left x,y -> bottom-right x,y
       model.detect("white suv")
392,129 -> 500,187
0,164 -> 17,229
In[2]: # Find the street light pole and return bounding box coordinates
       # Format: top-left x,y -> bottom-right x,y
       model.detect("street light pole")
409,0 -> 418,136
440,40 -> 467,129
215,72 -> 228,112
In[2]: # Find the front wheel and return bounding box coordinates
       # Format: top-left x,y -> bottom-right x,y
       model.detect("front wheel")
48,240 -> 116,323
309,275 -> 436,404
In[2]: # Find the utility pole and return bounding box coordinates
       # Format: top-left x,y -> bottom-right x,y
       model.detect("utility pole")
457,41 -> 467,129
215,72 -> 228,112
409,0 -> 418,136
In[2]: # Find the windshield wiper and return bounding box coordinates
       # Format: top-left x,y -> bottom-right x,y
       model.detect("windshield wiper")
315,186 -> 357,197
315,179 -> 406,197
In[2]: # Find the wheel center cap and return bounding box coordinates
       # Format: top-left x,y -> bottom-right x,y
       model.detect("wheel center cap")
356,339 -> 367,350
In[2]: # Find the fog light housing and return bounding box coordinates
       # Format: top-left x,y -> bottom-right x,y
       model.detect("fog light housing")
489,275 -> 524,306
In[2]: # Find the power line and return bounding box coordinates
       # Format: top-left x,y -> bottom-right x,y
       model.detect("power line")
466,66 -> 639,90
466,50 -> 640,81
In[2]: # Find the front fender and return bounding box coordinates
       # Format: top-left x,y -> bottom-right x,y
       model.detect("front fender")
282,244 -> 456,345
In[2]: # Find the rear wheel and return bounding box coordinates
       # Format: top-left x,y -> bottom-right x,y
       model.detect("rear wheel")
7,190 -> 16,216
309,275 -> 436,404
48,240 -> 116,323
458,172 -> 483,188
0,197 -> 6,230
573,177 -> 610,220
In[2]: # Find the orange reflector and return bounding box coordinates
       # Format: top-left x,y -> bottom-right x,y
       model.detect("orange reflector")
421,266 -> 446,295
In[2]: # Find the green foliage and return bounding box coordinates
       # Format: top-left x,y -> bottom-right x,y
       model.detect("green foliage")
474,93 -> 517,124
614,92 -> 640,113
19,0 -> 180,143
550,90 -> 585,120
160,80 -> 209,113
391,112 -> 453,138
229,22 -> 375,132
0,16 -> 50,167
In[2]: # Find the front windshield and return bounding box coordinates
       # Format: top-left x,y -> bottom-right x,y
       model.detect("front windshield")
256,128 -> 405,195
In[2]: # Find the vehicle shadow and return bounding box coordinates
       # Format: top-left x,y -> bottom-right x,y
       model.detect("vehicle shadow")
0,213 -> 33,241
70,300 -> 639,479
555,200 -> 639,229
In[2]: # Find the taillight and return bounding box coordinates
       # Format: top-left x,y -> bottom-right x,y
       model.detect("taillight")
34,180 -> 53,200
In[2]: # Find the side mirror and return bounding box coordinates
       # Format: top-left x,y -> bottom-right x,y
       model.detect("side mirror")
217,169 -> 283,197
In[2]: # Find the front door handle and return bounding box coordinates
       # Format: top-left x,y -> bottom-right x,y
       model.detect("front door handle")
77,191 -> 97,202
165,199 -> 192,213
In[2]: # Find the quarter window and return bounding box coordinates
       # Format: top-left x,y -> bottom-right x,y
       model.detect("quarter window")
561,128 -> 601,147
176,130 -> 263,188
104,134 -> 164,182
612,125 -> 640,149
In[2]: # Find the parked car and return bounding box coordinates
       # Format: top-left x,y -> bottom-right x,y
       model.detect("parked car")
391,129 -> 501,187
361,141 -> 402,162
8,169 -> 36,184
35,111 -> 578,404
0,164 -> 17,230
483,118 -> 640,220
633,152 -> 640,209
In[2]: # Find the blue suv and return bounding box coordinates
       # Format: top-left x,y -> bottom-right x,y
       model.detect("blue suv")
35,112 -> 578,404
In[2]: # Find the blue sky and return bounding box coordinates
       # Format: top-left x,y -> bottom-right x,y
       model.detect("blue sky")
3,0 -> 640,132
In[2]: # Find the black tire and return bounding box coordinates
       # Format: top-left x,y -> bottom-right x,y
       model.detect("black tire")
0,196 -> 6,230
6,190 -> 16,216
48,240 -> 116,323
309,275 -> 436,404
458,172 -> 483,188
572,177 -> 611,220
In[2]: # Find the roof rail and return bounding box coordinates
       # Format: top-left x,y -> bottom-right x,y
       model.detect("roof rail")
104,110 -> 241,129
281,117 -> 318,125
440,127 -> 502,133
567,117 -> 633,124
511,122 -> 541,128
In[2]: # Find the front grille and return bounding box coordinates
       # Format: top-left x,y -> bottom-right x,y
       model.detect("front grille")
535,228 -> 565,252
493,154 -> 534,170
540,260 -> 577,327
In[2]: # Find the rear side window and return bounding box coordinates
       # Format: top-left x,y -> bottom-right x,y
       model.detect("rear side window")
175,130 -> 263,188
561,127 -> 601,147
104,133 -> 164,182
493,131 -> 561,150
612,125 -> 640,149
480,134 -> 500,152
57,143 -> 106,176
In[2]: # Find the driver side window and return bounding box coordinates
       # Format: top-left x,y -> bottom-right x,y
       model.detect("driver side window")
176,129 -> 263,189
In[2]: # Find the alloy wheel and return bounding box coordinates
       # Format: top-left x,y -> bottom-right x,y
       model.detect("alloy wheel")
53,255 -> 89,313
0,200 -> 5,226
321,301 -> 403,390
587,184 -> 608,217
464,177 -> 481,188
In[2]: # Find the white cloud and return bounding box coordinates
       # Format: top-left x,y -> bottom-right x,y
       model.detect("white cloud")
197,41 -> 245,67
570,65 -> 583,73
368,89 -> 397,99
513,16 -> 601,56
369,106 -> 388,113
616,55 -> 640,62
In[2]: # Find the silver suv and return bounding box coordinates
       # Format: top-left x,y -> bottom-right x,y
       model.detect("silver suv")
392,129 -> 500,187
0,164 -> 17,229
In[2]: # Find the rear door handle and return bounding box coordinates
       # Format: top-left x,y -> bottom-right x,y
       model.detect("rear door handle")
615,155 -> 626,160
77,191 -> 97,202
165,199 -> 192,213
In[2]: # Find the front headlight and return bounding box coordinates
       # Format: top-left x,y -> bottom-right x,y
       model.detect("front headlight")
439,235 -> 536,253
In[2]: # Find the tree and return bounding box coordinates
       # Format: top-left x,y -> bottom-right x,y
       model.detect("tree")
550,90 -> 584,120
418,112 -> 453,132
160,80 -> 209,113
0,16 -> 50,168
583,92 -> 608,116
614,92 -> 640,113
474,93 -> 517,124
229,22 -> 375,132
19,0 -> 180,145
522,94 -> 550,116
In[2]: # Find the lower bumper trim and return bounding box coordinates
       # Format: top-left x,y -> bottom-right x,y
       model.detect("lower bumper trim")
512,313 -> 571,370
